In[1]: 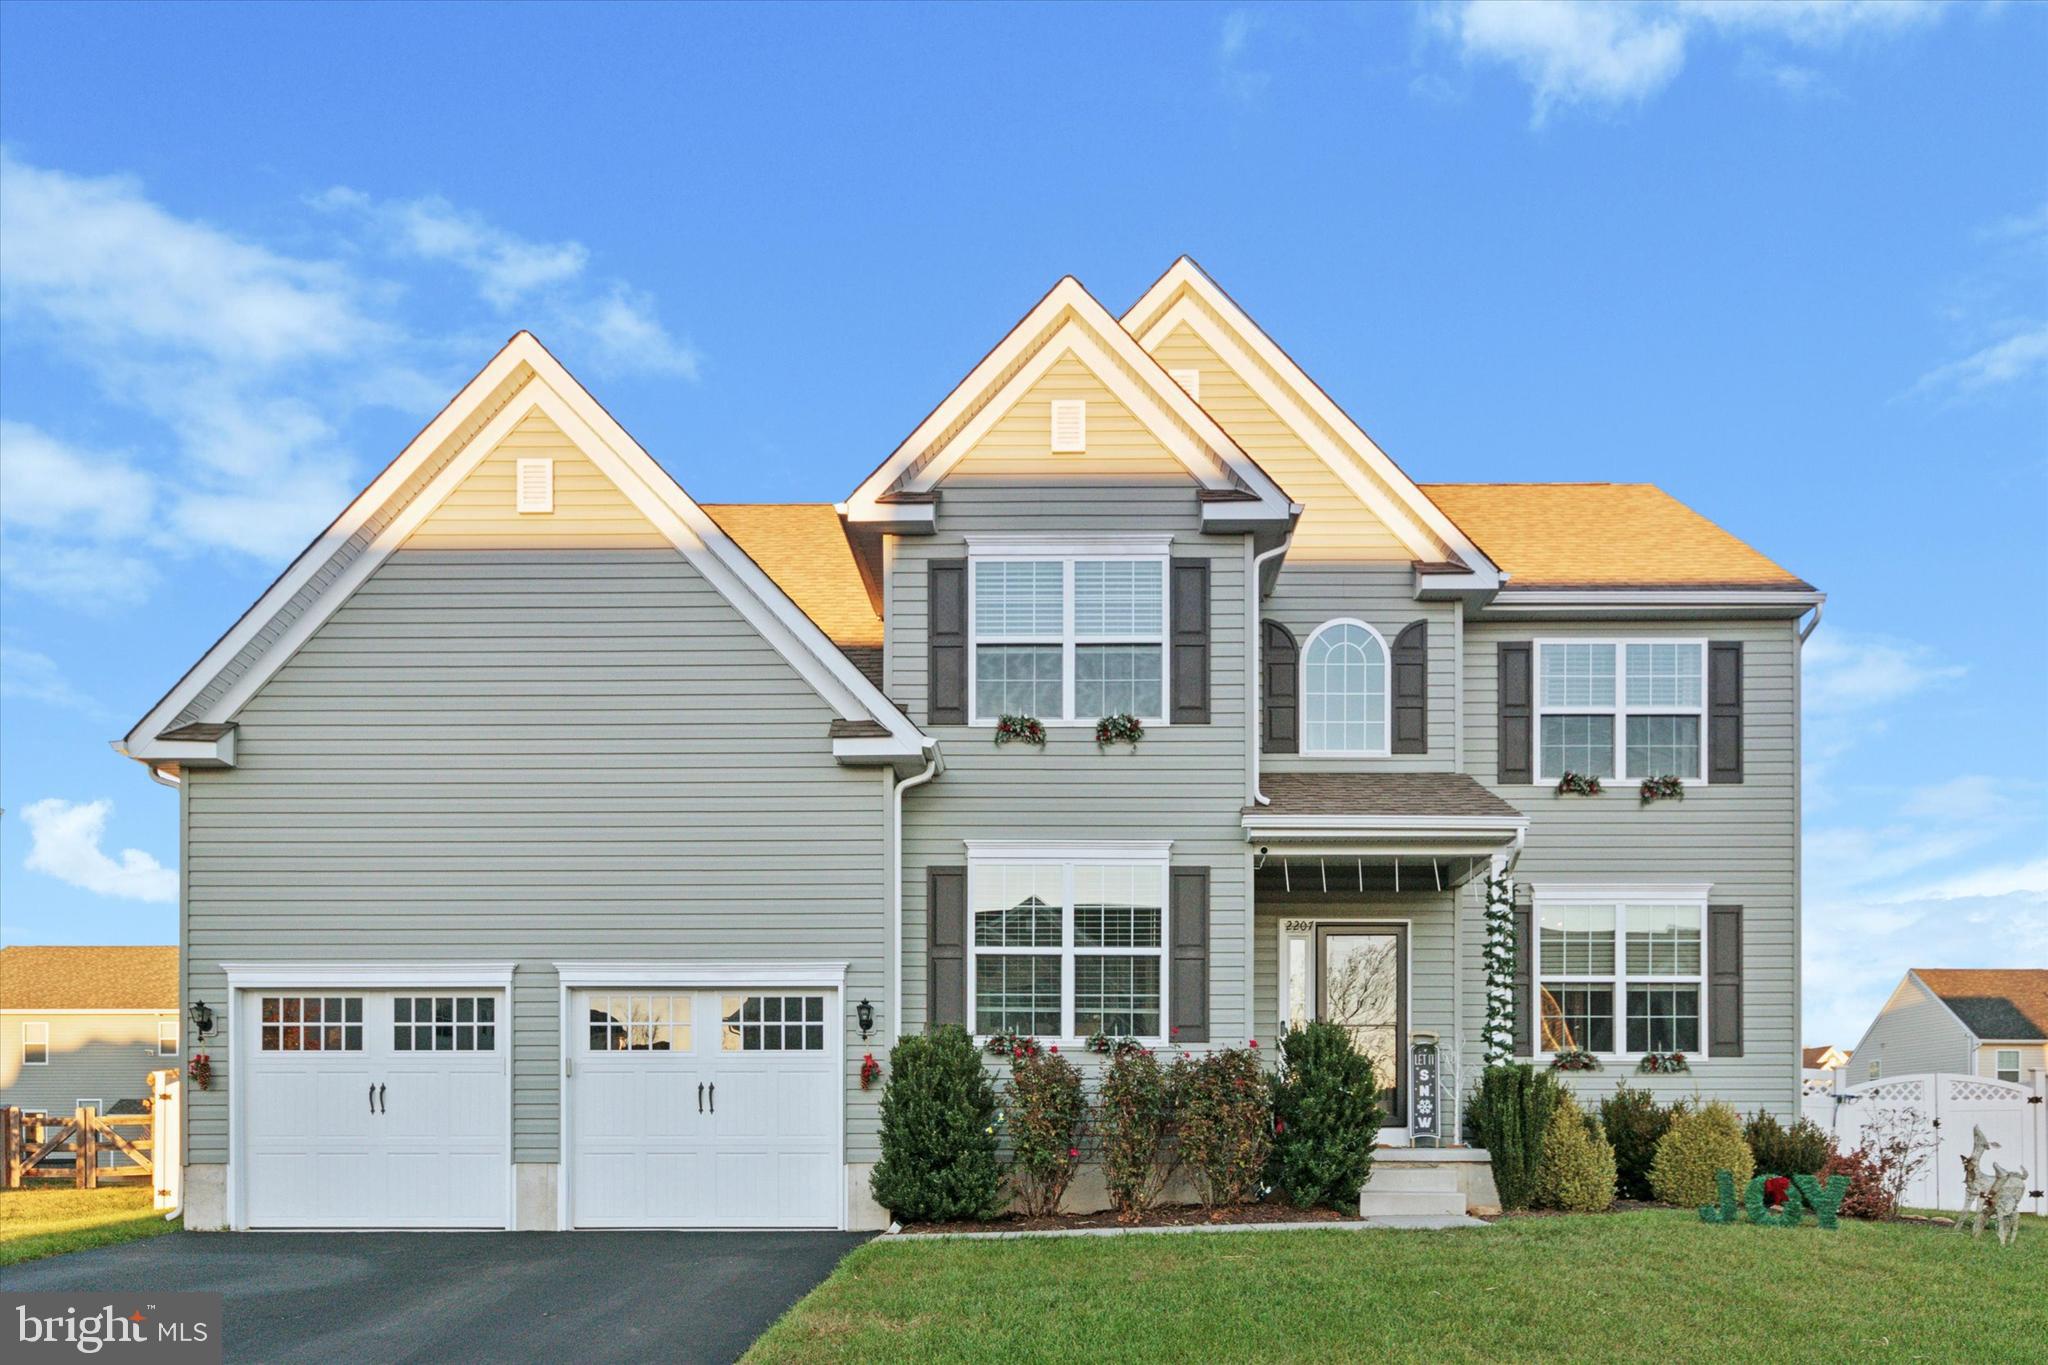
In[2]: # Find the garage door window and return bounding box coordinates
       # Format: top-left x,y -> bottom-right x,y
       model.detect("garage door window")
260,996 -> 364,1052
586,994 -> 690,1052
723,995 -> 825,1052
396,995 -> 497,1052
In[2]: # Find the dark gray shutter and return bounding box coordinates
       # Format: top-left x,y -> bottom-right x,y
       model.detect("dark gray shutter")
927,866 -> 967,1030
1497,642 -> 1533,784
1708,904 -> 1743,1057
1392,620 -> 1428,755
1170,867 -> 1210,1043
1170,558 -> 1210,724
927,560 -> 967,725
1261,620 -> 1297,754
1513,902 -> 1533,1058
1709,642 -> 1743,784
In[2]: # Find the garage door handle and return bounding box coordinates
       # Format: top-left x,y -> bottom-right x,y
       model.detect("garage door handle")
378,1084 -> 386,1114
368,1083 -> 375,1114
709,1082 -> 715,1114
697,1082 -> 704,1113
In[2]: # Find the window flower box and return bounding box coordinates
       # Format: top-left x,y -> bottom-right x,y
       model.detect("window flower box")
1639,774 -> 1685,805
1549,1047 -> 1602,1072
1095,713 -> 1144,749
993,714 -> 1046,747
1554,771 -> 1603,797
1638,1050 -> 1690,1074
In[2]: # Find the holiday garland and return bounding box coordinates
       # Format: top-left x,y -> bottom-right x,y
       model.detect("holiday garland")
1549,1047 -> 1601,1072
1639,774 -> 1685,805
1094,713 -> 1144,749
993,714 -> 1046,747
1482,868 -> 1517,1067
1554,771 -> 1603,796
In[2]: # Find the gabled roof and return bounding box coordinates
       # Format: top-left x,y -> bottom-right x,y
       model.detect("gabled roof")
1421,484 -> 1811,590
1912,969 -> 2048,1042
0,946 -> 178,1011
1123,257 -> 1500,589
120,333 -> 928,770
842,276 -> 1295,530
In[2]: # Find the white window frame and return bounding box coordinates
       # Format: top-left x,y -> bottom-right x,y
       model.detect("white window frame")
1534,638 -> 1708,785
965,842 -> 1171,1045
22,1021 -> 49,1066
1531,885 -> 1711,1062
965,536 -> 1172,726
157,1020 -> 179,1057
1299,618 -> 1392,757
1993,1048 -> 2021,1083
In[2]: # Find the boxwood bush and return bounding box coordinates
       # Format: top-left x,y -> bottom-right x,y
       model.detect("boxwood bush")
1650,1099 -> 1754,1208
1268,1023 -> 1382,1210
1599,1083 -> 1676,1201
1536,1090 -> 1618,1213
1467,1063 -> 1561,1211
1743,1109 -> 1831,1179
869,1024 -> 1002,1222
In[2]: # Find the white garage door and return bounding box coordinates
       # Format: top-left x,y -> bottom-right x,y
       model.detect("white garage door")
570,989 -> 839,1228
241,989 -> 509,1227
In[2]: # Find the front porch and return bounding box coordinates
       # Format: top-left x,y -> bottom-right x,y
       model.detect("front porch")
1245,772 -> 1527,1154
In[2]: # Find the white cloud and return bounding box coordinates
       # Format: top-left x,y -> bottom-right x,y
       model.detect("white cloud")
570,286 -> 700,380
0,420 -> 155,542
21,798 -> 178,904
1907,323 -> 2048,401
311,187 -> 588,306
1217,9 -> 1274,104
1802,630 -> 1966,716
0,646 -> 109,718
1423,0 -> 1945,124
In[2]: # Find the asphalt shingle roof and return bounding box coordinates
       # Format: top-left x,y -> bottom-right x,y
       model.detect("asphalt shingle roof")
1916,969 -> 2048,1042
0,946 -> 178,1011
1248,772 -> 1523,820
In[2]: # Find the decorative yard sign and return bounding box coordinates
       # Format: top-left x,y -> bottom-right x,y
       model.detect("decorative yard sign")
1697,1170 -> 1850,1229
1410,1037 -> 1440,1147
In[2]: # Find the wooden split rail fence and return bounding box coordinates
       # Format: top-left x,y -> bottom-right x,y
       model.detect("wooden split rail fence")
1,1104 -> 156,1189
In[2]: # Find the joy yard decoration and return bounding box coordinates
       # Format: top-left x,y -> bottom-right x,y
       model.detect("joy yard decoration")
1094,713 -> 1144,749
994,714 -> 1046,747
1698,1169 -> 1850,1229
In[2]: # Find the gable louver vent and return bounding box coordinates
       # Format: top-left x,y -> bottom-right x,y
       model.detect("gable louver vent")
515,458 -> 554,513
1170,368 -> 1201,402
1050,399 -> 1087,453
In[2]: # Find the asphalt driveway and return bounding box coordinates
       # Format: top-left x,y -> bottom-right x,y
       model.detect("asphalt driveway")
0,1229 -> 869,1364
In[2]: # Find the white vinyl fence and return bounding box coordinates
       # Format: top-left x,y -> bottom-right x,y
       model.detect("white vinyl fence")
149,1069 -> 181,1213
1802,1071 -> 2046,1217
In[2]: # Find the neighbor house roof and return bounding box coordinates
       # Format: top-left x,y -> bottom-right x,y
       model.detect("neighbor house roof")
0,946 -> 178,1011
1247,772 -> 1523,821
1914,969 -> 2048,1042
1419,484 -> 1810,590
703,503 -> 885,689
1802,1045 -> 1846,1069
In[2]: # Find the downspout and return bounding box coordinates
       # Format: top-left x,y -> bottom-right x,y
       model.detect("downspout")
889,745 -> 941,1048
1798,601 -> 1824,645
1247,529 -> 1295,807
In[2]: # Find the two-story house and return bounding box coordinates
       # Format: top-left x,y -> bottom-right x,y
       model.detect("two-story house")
118,260 -> 1820,1232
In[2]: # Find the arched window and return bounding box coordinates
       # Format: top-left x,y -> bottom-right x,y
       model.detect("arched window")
1302,620 -> 1389,755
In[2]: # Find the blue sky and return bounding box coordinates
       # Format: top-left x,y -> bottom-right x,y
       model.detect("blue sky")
1,1 -> 2042,1048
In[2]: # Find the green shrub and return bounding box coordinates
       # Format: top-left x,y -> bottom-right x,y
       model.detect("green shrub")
1819,1142 -> 1898,1220
1097,1045 -> 1176,1218
1268,1023 -> 1382,1210
1650,1099 -> 1754,1208
1172,1047 -> 1272,1209
869,1025 -> 1002,1222
1743,1109 -> 1831,1179
1466,1064 -> 1560,1211
1536,1091 -> 1618,1213
1003,1043 -> 1086,1217
1600,1083 -> 1676,1201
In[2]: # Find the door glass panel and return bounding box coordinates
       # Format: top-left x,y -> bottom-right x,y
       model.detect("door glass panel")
260,996 -> 365,1052
584,994 -> 690,1052
722,994 -> 828,1051
1319,929 -> 1403,1123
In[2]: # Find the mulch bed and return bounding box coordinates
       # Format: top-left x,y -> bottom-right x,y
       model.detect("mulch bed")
903,1197 -> 1358,1235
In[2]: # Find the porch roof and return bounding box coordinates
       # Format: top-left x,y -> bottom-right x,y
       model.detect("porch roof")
1246,773 -> 1523,826
1242,774 -> 1526,878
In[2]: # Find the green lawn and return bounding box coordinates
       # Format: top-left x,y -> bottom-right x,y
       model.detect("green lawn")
746,1210 -> 2046,1363
0,1186 -> 180,1267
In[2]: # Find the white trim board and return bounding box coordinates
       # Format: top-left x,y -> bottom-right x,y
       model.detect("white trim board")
552,961 -> 851,989
1123,258 -> 1499,584
120,332 -> 929,767
842,277 -> 1292,526
220,962 -> 517,990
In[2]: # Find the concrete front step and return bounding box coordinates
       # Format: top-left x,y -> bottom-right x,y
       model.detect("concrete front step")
1363,1164 -> 1464,1194
1357,1189 -> 1469,1217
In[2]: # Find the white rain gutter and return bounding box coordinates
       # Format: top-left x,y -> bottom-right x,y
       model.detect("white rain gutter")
889,745 -> 942,1046
1798,600 -> 1824,645
1247,529 -> 1295,807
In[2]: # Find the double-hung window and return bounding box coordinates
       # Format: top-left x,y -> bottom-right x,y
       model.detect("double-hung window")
1994,1049 -> 2021,1084
1536,640 -> 1706,782
157,1020 -> 179,1057
22,1022 -> 49,1066
969,542 -> 1168,723
968,847 -> 1169,1042
1536,890 -> 1707,1058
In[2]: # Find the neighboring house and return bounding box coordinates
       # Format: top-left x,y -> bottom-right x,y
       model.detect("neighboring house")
1846,969 -> 2048,1085
0,946 -> 181,1115
116,260 -> 1820,1232
1801,1043 -> 1849,1094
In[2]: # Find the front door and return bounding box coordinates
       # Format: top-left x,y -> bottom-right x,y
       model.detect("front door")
1315,924 -> 1407,1125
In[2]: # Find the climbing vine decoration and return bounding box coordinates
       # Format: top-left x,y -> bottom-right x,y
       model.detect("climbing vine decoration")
1482,868 -> 1517,1067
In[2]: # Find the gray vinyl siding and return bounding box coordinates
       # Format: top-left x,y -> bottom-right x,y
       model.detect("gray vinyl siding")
180,547 -> 889,1166
890,480 -> 1254,1043
1851,978 -> 1975,1079
1250,891 -> 1456,1055
0,1013 -> 175,1114
1261,565 -> 1457,771
1459,616 -> 1803,1117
